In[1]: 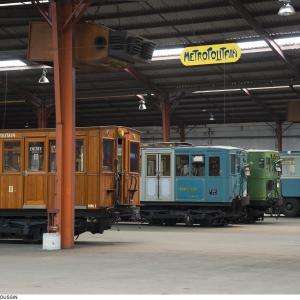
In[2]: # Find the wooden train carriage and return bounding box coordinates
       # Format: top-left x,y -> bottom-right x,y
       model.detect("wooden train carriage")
0,126 -> 140,239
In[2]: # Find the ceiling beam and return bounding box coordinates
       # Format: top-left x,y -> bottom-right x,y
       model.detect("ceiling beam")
229,0 -> 300,79
124,65 -> 167,100
242,88 -> 282,122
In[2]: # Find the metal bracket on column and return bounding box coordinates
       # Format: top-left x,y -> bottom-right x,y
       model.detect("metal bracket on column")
63,0 -> 91,30
31,0 -> 52,26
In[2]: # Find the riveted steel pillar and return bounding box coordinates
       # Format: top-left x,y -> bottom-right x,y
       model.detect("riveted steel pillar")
276,121 -> 283,151
36,103 -> 48,128
51,1 -> 75,249
179,124 -> 185,142
161,98 -> 171,142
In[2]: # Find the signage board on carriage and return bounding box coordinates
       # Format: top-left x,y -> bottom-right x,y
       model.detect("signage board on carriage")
180,43 -> 241,66
0,133 -> 16,138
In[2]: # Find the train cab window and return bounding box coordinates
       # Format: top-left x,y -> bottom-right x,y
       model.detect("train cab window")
231,154 -> 236,175
236,156 -> 241,173
282,158 -> 296,176
76,140 -> 84,172
130,142 -> 139,173
176,155 -> 189,176
49,140 -> 56,172
147,155 -> 156,176
160,154 -> 171,176
28,142 -> 44,171
258,158 -> 265,168
209,156 -> 220,176
103,139 -> 114,172
192,155 -> 205,176
3,141 -> 21,172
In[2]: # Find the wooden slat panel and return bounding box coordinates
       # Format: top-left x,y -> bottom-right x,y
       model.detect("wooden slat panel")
0,175 -> 23,208
99,174 -> 114,208
75,174 -> 86,206
24,175 -> 46,205
47,174 -> 55,208
87,174 -> 99,207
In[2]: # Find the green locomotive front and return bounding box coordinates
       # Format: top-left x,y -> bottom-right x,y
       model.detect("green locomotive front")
246,150 -> 282,221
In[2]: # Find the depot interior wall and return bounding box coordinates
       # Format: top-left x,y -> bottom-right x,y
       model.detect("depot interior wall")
135,122 -> 300,151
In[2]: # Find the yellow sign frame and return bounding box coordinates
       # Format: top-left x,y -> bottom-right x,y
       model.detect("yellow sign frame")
180,43 -> 241,66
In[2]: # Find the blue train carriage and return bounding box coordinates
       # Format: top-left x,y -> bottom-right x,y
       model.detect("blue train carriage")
140,144 -> 250,225
280,151 -> 300,217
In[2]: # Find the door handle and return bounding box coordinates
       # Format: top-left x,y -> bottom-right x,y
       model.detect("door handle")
23,170 -> 29,177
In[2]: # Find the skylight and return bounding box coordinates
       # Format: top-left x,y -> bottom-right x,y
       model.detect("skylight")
0,0 -> 48,7
0,59 -> 26,68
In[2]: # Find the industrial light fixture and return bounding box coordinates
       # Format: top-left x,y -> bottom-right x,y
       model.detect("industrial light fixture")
137,94 -> 147,111
209,113 -> 215,121
201,109 -> 207,112
278,0 -> 296,16
38,68 -> 49,84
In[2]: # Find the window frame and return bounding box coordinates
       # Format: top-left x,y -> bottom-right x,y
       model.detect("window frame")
75,138 -> 86,173
129,141 -> 140,174
48,139 -> 56,173
102,138 -> 115,173
176,154 -> 190,176
191,154 -> 205,177
2,140 -> 22,173
27,140 -> 45,172
209,156 -> 221,177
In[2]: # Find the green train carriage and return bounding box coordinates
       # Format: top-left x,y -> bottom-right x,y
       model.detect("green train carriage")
246,150 -> 282,221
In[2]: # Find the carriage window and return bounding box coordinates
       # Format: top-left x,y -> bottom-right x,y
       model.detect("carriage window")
231,154 -> 236,174
103,139 -> 114,172
282,158 -> 296,177
236,156 -> 241,173
161,154 -> 170,176
76,140 -> 84,172
209,156 -> 220,176
49,140 -> 56,172
130,142 -> 139,173
28,142 -> 44,171
147,155 -> 156,176
192,155 -> 205,176
3,141 -> 21,172
117,139 -> 123,172
258,158 -> 265,168
176,155 -> 189,176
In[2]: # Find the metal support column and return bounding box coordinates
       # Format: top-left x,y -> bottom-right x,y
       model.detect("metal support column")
36,103 -> 48,128
276,122 -> 283,152
51,1 -> 75,249
179,125 -> 185,142
161,98 -> 171,142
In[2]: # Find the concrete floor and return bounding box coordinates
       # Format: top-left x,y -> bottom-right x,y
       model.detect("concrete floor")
0,217 -> 300,294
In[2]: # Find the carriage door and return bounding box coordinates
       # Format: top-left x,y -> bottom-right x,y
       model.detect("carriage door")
24,138 -> 47,207
145,153 -> 171,201
206,154 -> 224,202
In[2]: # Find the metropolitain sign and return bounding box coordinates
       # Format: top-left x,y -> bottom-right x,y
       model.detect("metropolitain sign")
180,43 -> 241,66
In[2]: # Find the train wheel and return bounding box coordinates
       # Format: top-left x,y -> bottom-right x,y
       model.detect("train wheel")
282,199 -> 300,217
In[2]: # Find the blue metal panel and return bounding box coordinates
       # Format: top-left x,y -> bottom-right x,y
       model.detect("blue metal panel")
175,177 -> 205,202
280,152 -> 300,198
281,179 -> 300,198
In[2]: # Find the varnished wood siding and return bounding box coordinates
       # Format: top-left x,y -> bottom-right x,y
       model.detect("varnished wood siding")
0,127 -> 140,209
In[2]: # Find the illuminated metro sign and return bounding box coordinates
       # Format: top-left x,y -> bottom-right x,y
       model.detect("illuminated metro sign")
180,43 -> 241,66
